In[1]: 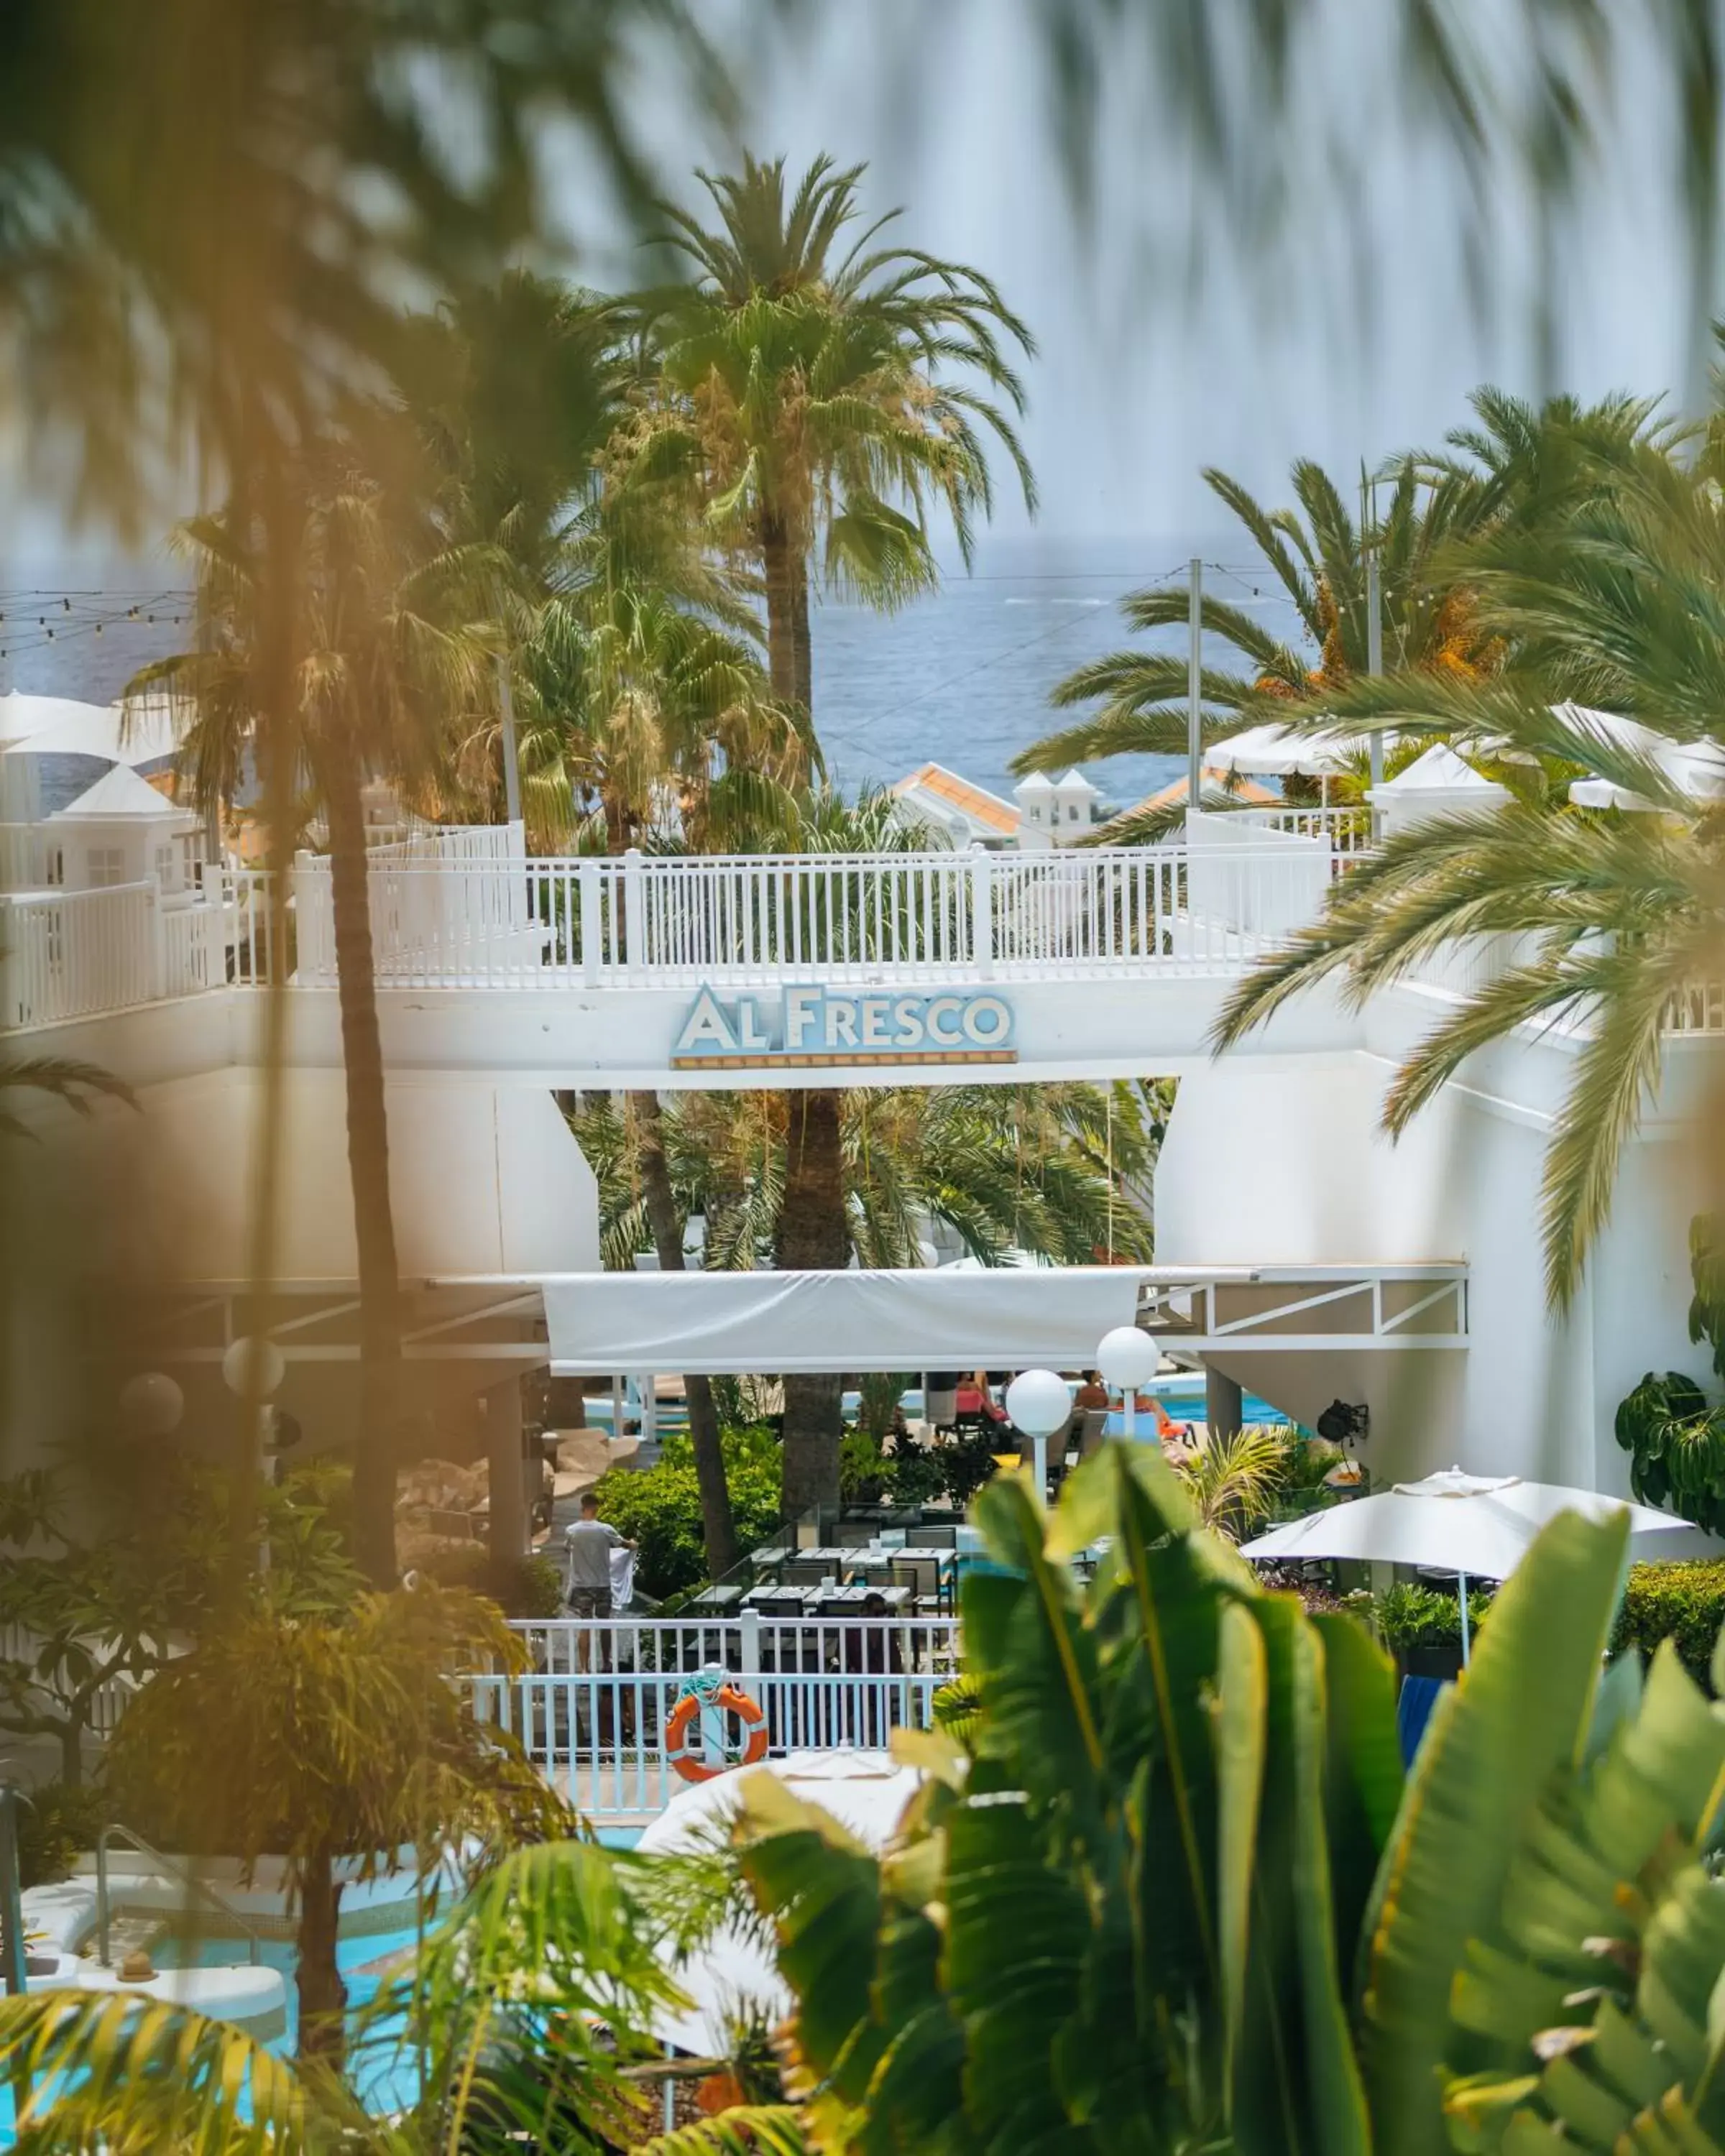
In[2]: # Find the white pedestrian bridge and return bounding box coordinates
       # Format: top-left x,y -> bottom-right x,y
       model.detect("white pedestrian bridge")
0,813 -> 1393,1087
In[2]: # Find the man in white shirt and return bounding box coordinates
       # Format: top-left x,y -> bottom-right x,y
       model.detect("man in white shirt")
564,1492 -> 631,1621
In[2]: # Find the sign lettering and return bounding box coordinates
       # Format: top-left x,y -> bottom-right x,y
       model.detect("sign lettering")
671,985 -> 1017,1069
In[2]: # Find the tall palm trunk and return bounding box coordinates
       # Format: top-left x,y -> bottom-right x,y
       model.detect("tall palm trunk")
295,1845 -> 347,2068
628,1090 -> 740,1577
759,517 -> 850,1516
760,512 -> 802,711
323,751 -> 401,1585
775,1089 -> 849,1518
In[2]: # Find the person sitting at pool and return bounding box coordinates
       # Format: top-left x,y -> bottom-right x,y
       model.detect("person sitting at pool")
1075,1371 -> 1110,1414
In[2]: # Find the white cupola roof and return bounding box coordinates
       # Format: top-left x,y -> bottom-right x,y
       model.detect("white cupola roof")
52,763 -> 196,823
1053,767 -> 1100,797
1374,743 -> 1502,796
1013,771 -> 1056,796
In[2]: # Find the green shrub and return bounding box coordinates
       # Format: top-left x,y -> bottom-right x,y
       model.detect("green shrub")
594,1426 -> 783,1598
1611,1560 -> 1725,1688
887,1443 -> 951,1508
17,1780 -> 107,1890
839,1429 -> 890,1504
1354,1580 -> 1493,1655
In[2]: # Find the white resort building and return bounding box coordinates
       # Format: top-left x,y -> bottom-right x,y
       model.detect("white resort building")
0,696 -> 1716,1818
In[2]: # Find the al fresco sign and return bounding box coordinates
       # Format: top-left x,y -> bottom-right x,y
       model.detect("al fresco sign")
671,984 -> 1017,1070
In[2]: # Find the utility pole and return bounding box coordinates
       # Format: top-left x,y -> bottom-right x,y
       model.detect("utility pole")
1187,556 -> 1203,817
496,651 -> 523,829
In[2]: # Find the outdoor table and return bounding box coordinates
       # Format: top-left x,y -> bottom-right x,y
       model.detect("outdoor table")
686,1583 -> 746,1612
743,1584 -> 816,1615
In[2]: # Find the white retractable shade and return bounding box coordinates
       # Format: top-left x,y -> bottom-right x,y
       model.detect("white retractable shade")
540,1264 -> 1151,1375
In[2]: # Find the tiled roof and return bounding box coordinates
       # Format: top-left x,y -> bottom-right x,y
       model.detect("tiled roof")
892,763 -> 1020,835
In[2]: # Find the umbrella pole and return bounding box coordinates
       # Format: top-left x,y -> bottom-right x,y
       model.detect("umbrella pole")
1459,1572 -> 1471,1668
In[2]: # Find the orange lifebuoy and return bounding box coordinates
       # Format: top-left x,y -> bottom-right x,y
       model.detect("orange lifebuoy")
666,1682 -> 769,1783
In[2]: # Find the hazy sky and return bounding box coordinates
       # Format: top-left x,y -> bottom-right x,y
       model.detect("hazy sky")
6,1 -> 1703,573
672,0 -> 1698,545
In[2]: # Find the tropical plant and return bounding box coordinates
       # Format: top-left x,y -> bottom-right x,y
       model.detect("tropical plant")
1213,436 -> 1725,1306
630,152 -> 1035,1513
1170,1420 -> 1294,1539
0,1834 -> 735,2152
104,1584 -> 568,2069
726,1452 -> 1725,2156
0,1459 -> 358,1786
140,437 -> 494,1582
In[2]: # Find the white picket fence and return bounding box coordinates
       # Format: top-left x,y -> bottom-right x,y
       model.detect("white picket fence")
472,1613 -> 962,1819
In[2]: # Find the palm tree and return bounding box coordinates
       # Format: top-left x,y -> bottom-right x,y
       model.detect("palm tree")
628,156 -> 1036,1514
1014,394 -> 1668,839
104,1585 -> 568,2070
1214,438 -> 1725,1305
140,437 -> 492,1581
633,152 -> 1036,724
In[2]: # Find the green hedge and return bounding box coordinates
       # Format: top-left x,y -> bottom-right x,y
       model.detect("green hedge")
1611,1560 -> 1725,1688
594,1426 -> 783,1598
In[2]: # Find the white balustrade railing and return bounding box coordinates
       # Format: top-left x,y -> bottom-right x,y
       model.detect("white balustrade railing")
474,1613 -> 961,1817
288,836 -> 1346,990
0,867 -> 279,1031
1237,805 -> 1374,857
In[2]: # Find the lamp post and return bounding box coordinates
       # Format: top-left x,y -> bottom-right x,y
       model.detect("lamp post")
1097,1325 -> 1159,1444
222,1336 -> 287,1572
1004,1368 -> 1073,1502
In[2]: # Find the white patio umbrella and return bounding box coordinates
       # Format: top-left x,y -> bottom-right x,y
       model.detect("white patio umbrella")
634,1750 -> 922,2056
1238,1467 -> 1698,1662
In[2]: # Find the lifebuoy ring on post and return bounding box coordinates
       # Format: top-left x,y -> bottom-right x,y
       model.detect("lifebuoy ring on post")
666,1680 -> 769,1783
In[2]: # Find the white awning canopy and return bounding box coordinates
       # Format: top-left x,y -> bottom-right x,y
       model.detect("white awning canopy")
537,1265 -> 1158,1375
1205,722 -> 1371,778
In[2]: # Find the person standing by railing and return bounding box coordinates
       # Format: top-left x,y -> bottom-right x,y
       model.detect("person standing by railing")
563,1493 -> 633,1674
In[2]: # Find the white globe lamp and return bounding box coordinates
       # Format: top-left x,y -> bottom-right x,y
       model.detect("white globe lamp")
1005,1368 -> 1073,1500
119,1370 -> 184,1441
1097,1325 -> 1159,1442
221,1336 -> 285,1401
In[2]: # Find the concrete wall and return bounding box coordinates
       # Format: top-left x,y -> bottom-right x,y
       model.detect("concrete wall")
1155,1017 -> 1702,1497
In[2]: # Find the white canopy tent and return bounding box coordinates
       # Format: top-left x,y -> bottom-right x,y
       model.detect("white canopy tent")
1205,721 -> 1374,780
1,694 -> 183,769
535,1264 -> 1160,1375
1239,1467 -> 1698,1661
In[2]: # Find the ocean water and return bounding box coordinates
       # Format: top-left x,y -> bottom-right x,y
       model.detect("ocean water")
5,534 -> 1291,817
